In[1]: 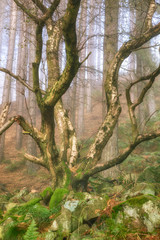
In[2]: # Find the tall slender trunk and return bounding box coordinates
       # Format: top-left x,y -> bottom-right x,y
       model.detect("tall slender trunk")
135,0 -> 152,132
86,0 -> 95,113
77,0 -> 87,138
26,22 -> 38,173
100,0 -> 119,178
16,14 -> 27,149
0,0 -> 6,62
0,2 -> 17,161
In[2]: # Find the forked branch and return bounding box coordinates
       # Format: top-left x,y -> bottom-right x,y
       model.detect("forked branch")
126,65 -> 160,138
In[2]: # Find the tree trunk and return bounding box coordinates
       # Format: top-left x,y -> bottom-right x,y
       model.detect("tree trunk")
86,0 -> 95,113
0,2 -> 17,161
16,14 -> 27,149
26,22 -> 38,173
77,0 -> 87,138
100,0 -> 119,178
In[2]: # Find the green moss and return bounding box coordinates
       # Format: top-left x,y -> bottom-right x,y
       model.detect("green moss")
63,161 -> 71,188
112,195 -> 160,218
40,187 -> 53,204
73,192 -> 85,200
49,188 -> 69,209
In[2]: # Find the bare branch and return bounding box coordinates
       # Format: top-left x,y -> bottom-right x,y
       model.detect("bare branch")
126,65 -> 160,138
83,22 -> 160,170
14,0 -> 41,24
24,153 -> 47,168
82,130 -> 160,179
80,52 -> 92,66
31,0 -> 47,13
0,117 -> 15,135
41,0 -> 60,22
0,68 -> 34,92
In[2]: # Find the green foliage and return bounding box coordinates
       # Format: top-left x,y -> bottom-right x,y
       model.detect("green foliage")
25,203 -> 52,227
121,154 -> 144,173
105,218 -> 128,240
23,220 -> 39,240
1,196 -> 61,240
137,165 -> 160,183
3,221 -> 25,240
49,188 -> 69,209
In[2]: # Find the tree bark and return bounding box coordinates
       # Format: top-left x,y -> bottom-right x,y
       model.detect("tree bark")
0,1 -> 17,161
100,0 -> 119,178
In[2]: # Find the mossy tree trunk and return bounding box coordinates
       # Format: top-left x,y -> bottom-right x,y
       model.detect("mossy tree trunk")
0,0 -> 160,191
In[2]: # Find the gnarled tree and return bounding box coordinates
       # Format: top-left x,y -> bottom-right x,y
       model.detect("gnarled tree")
0,0 -> 160,191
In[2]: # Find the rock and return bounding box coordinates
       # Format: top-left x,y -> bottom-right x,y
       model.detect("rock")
50,207 -> 72,233
0,194 -> 12,211
70,224 -> 90,240
123,183 -> 160,200
5,202 -> 17,211
114,195 -> 160,232
40,187 -> 53,205
64,200 -> 79,212
0,226 -> 3,240
73,195 -> 106,222
23,191 -> 41,202
138,165 -> 160,183
9,187 -> 29,203
49,192 -> 107,236
49,188 -> 69,209
44,232 -> 57,240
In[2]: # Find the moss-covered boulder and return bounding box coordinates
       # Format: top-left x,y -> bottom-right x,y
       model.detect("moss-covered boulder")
49,188 -> 69,209
44,232 -> 57,240
123,183 -> 160,200
73,195 -> 106,222
138,165 -> 160,183
0,194 -> 12,212
9,187 -> 29,203
70,224 -> 90,240
50,207 -> 72,234
48,192 -> 107,237
113,195 -> 160,232
40,187 -> 53,205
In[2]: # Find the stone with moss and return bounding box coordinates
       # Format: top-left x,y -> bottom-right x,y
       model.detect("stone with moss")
113,195 -> 160,232
70,224 -> 90,240
50,207 -> 72,233
9,187 -> 29,203
44,232 -> 57,240
72,194 -> 107,223
40,186 -> 53,205
23,191 -> 41,202
123,182 -> 160,200
49,188 -> 69,209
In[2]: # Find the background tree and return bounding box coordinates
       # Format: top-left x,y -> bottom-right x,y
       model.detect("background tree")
0,1 -> 17,161
100,0 -> 119,178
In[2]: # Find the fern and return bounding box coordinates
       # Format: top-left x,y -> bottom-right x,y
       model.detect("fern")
23,220 -> 39,240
